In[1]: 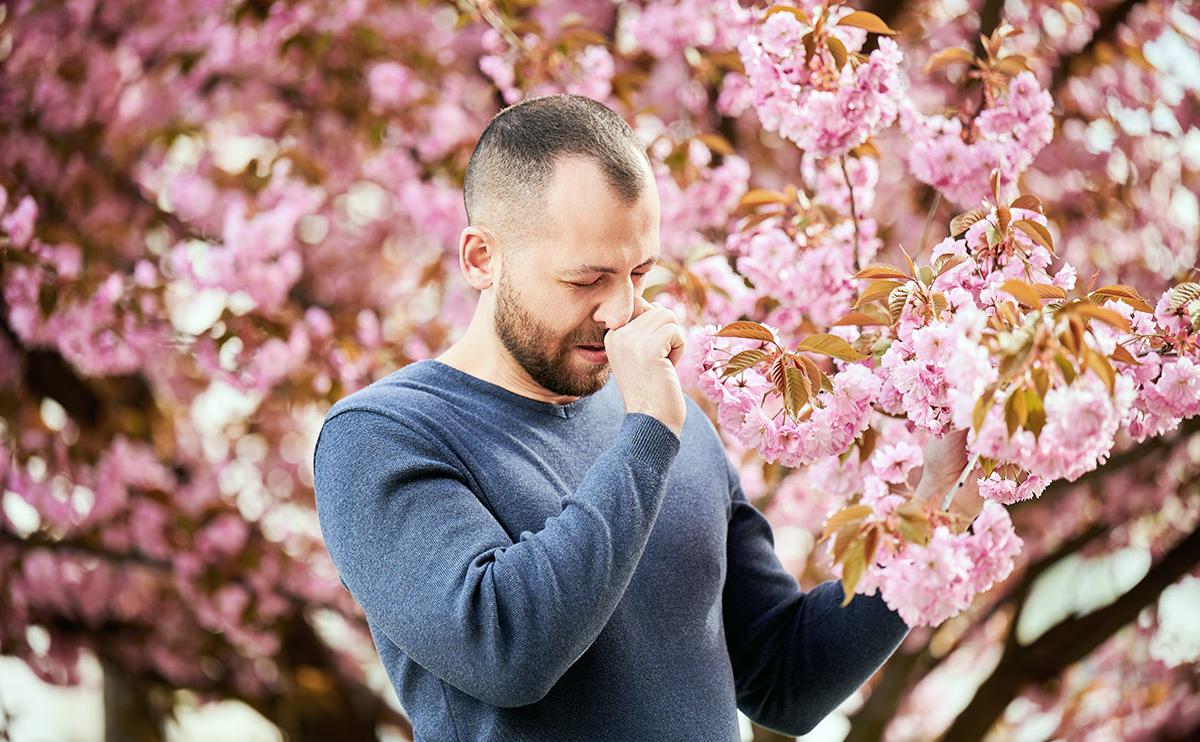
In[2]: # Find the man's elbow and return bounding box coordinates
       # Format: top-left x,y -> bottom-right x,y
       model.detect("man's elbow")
453,660 -> 561,708
739,695 -> 828,738
754,713 -> 824,738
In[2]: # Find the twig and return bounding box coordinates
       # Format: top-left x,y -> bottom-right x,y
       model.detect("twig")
840,155 -> 862,271
914,191 -> 943,258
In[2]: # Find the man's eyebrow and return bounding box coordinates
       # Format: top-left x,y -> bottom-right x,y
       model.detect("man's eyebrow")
561,256 -> 659,276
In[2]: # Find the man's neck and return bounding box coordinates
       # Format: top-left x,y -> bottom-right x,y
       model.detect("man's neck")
434,330 -> 580,407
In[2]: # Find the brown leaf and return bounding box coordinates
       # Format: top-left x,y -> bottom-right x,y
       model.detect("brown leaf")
1000,278 -> 1042,309
833,523 -> 863,563
923,47 -> 975,74
852,139 -> 881,159
764,5 -> 811,24
797,333 -> 869,361
716,320 -> 776,343
720,348 -> 768,378
840,540 -> 867,606
1032,366 -> 1050,397
1110,343 -> 1141,366
1085,348 -> 1116,395
695,132 -> 735,156
1033,283 -> 1068,301
836,10 -> 898,35
738,188 -> 789,208
1090,285 -> 1154,314
856,278 -> 904,308
950,208 -> 987,236
853,263 -> 909,280
1063,301 -> 1132,332
1010,194 -> 1043,212
833,310 -> 890,327
783,363 -> 810,417
1013,219 -> 1056,256
934,253 -> 968,277
827,35 -> 848,70
997,206 -> 1011,233
994,55 -> 1030,76
887,284 -> 912,323
1168,282 -> 1200,312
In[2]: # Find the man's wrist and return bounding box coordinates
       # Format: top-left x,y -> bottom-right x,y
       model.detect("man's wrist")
914,475 -> 952,506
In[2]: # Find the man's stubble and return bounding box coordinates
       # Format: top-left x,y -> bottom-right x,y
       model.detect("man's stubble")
493,266 -> 611,399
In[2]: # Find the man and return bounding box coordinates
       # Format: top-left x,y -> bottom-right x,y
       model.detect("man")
313,93 -> 977,740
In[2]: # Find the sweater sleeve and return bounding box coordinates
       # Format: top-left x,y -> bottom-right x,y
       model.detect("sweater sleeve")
721,452 -> 911,736
312,407 -> 681,708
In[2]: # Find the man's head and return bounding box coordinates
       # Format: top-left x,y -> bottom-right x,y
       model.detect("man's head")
459,94 -> 660,399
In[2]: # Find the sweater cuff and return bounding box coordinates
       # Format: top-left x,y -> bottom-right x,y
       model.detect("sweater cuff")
622,412 -> 682,466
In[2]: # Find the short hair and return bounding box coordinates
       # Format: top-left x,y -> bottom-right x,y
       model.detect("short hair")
462,93 -> 652,258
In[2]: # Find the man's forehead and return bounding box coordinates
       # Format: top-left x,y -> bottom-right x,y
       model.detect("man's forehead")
559,254 -> 659,276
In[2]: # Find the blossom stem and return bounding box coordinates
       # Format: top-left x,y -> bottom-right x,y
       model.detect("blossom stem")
915,191 -> 943,258
840,155 -> 861,271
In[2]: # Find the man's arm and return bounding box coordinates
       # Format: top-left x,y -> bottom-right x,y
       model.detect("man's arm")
313,407 -> 680,708
722,452 -> 911,737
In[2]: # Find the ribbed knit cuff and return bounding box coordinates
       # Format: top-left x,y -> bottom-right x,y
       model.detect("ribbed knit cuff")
622,412 -> 682,466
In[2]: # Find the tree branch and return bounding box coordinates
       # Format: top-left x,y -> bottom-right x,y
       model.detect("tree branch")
942,522 -> 1200,740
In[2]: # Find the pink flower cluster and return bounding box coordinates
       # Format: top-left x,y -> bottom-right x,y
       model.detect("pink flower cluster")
695,325 -> 881,467
737,10 -> 906,158
1124,352 -> 1200,442
863,501 -> 1023,626
479,29 -> 616,105
725,218 -> 875,333
653,141 -> 751,262
624,0 -> 754,59
169,164 -> 324,314
902,71 -> 1053,206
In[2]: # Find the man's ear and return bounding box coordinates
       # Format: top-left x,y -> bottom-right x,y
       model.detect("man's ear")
459,226 -> 498,291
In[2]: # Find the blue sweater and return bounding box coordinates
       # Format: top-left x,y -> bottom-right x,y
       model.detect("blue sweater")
312,359 -> 910,740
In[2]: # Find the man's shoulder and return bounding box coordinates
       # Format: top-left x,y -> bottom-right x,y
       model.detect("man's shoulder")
323,360 -> 446,429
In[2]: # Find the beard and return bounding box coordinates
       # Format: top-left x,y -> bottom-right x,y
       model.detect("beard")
493,268 -> 610,399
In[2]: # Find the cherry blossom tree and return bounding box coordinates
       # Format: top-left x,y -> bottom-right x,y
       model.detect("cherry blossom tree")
1,0 -> 1196,739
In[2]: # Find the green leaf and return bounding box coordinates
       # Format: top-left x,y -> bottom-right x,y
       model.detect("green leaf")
1054,352 -> 1076,384
1024,388 -> 1045,438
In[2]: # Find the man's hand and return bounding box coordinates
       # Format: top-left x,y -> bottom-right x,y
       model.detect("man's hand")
604,296 -> 687,438
913,427 -> 984,531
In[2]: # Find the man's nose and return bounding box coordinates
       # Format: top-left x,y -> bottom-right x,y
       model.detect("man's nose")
594,280 -> 637,331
